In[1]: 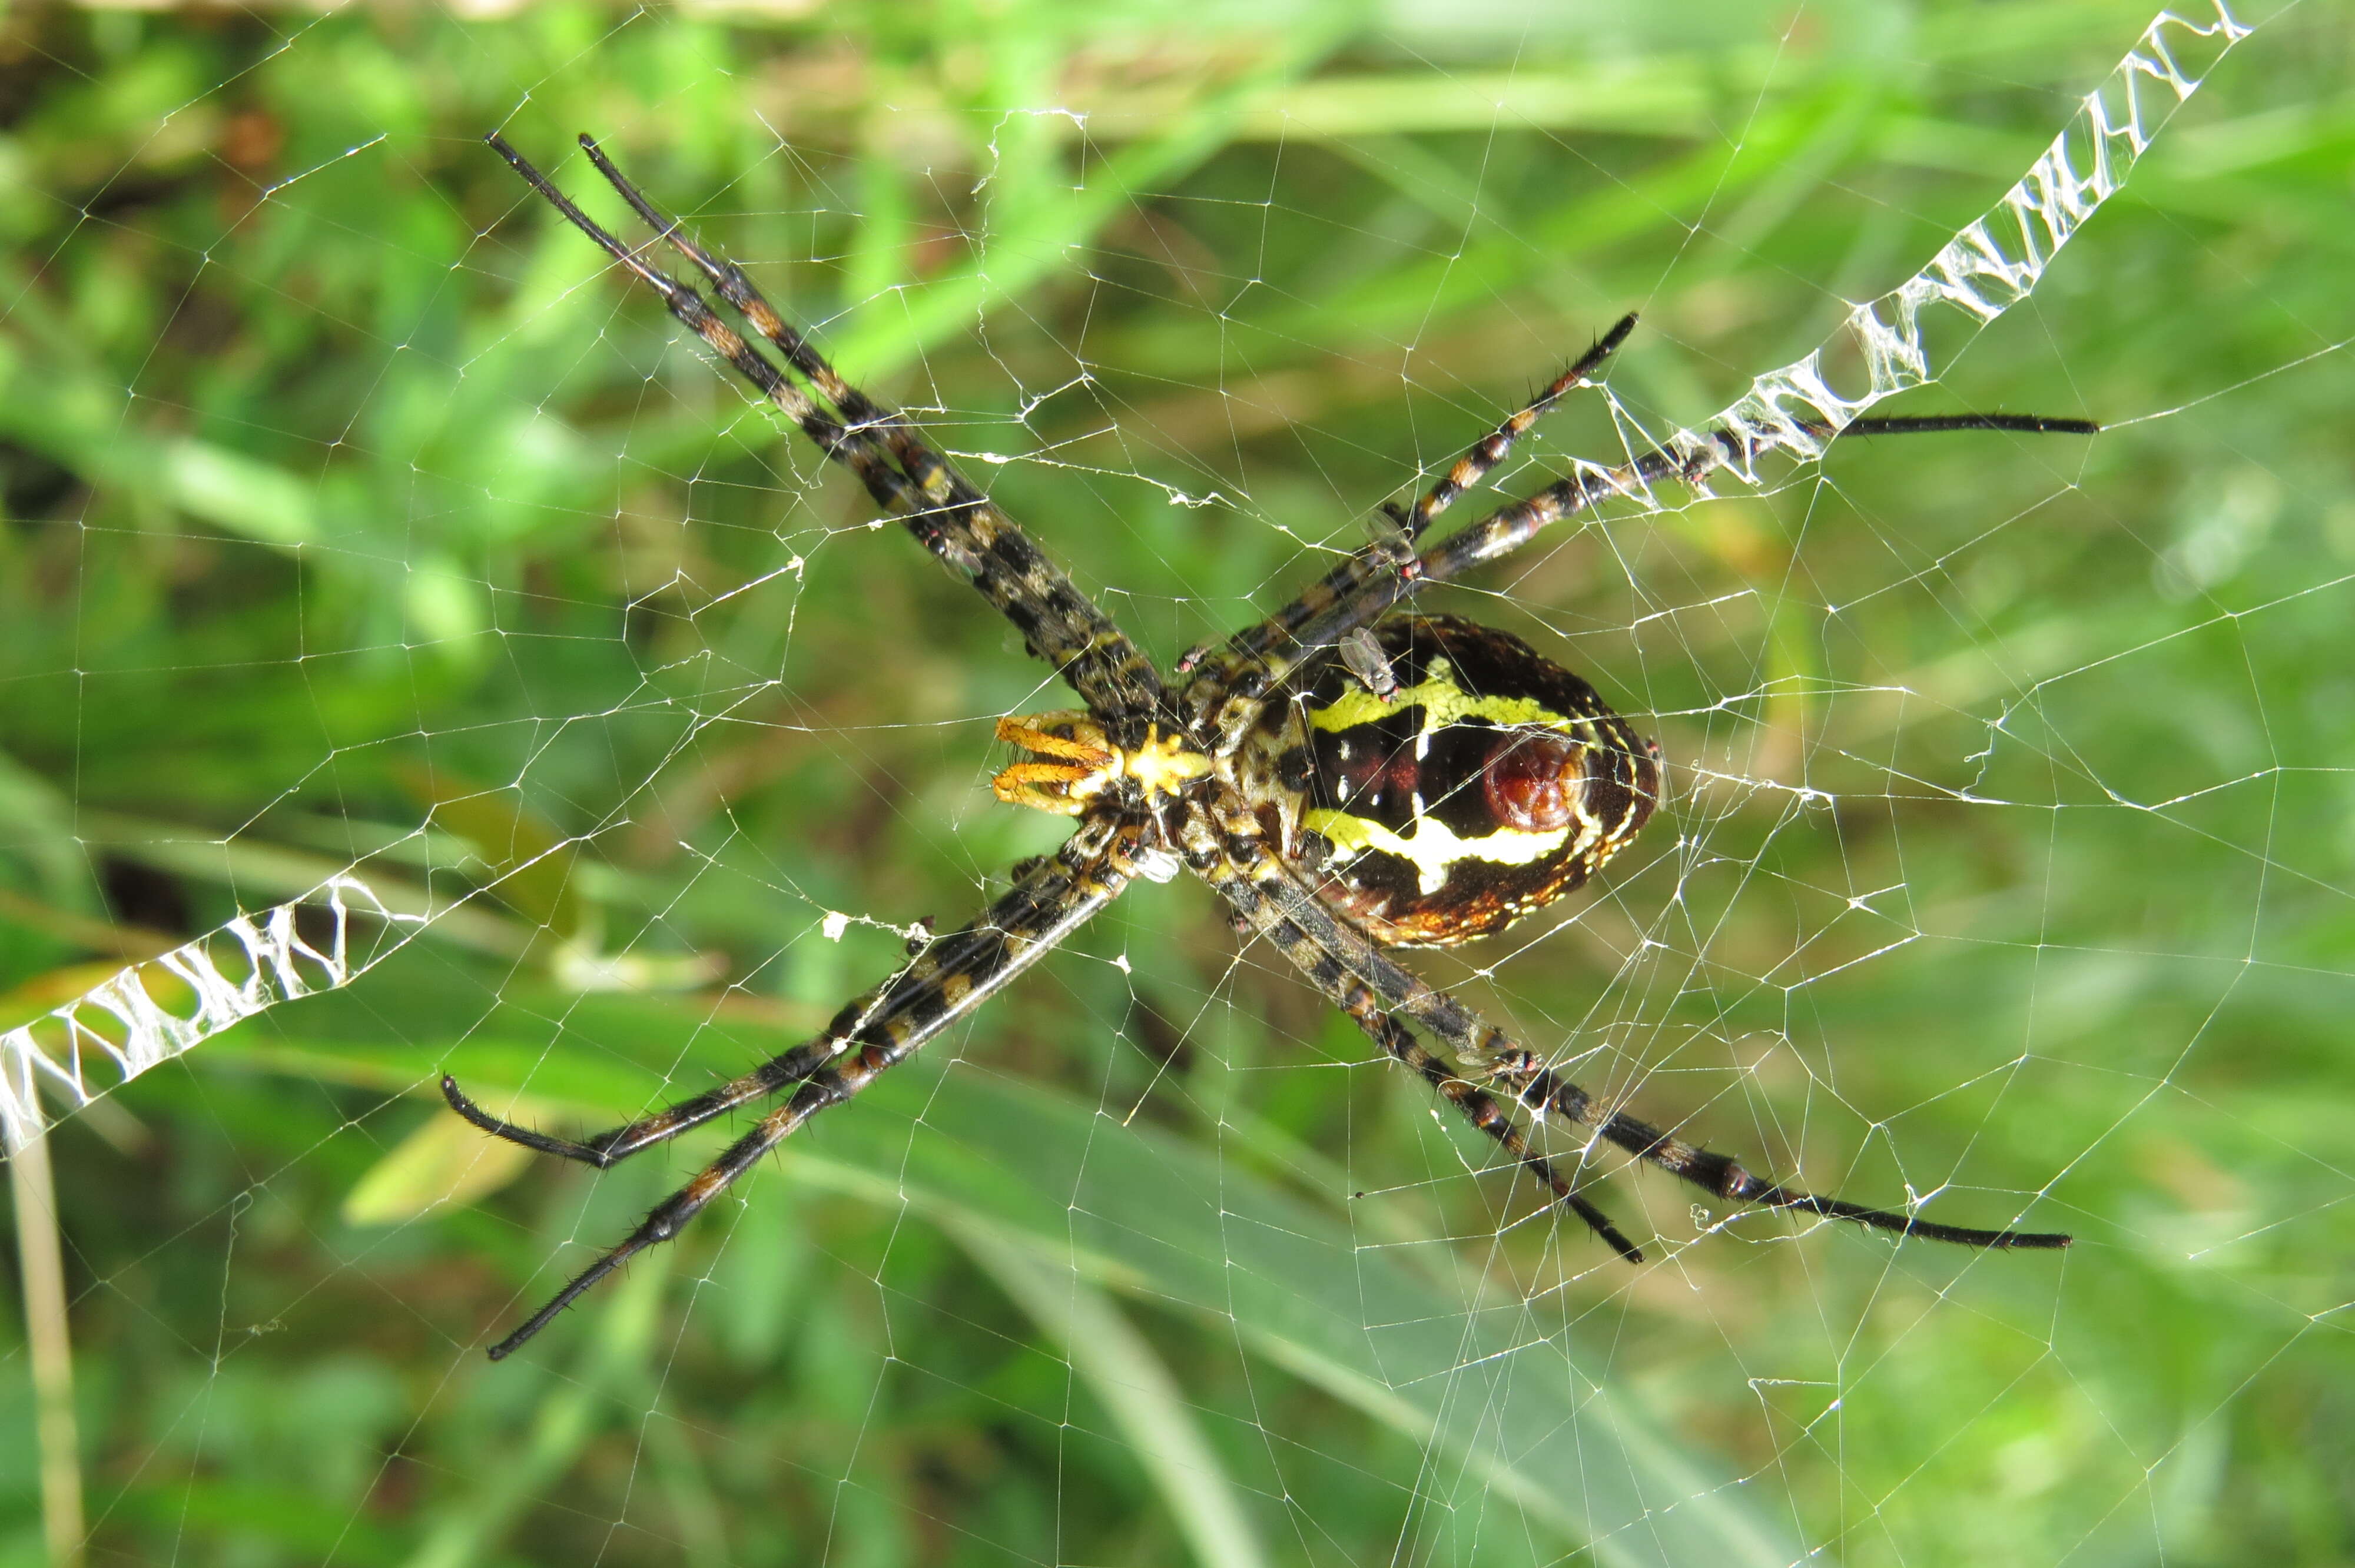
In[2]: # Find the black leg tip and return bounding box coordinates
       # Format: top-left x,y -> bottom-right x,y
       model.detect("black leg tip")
439,1073 -> 480,1116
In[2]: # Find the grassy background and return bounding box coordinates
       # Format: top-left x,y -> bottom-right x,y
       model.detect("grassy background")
3,1 -> 2352,1564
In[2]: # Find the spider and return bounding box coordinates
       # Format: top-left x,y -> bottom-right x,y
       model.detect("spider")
452,132 -> 2085,1361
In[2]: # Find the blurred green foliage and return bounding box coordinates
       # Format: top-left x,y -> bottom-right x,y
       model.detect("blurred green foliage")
1,1 -> 2351,1565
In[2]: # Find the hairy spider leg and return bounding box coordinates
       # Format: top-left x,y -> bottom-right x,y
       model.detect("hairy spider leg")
1396,312 -> 1640,545
1178,441 -> 1694,751
572,135 -> 1167,727
1395,413 -> 2101,622
576,137 -> 909,431
1838,414 -> 2103,437
1184,353 -> 2098,750
1498,1062 -> 2072,1249
1215,316 -> 1638,690
449,828 -> 1136,1358
1196,796 -> 2072,1254
573,140 -> 1165,728
1189,821 -> 1641,1260
490,134 -> 1165,729
490,138 -> 928,523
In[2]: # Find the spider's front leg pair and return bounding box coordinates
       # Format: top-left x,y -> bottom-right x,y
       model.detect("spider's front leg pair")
1182,313 -> 2099,746
442,819 -> 1143,1358
487,132 -> 1170,739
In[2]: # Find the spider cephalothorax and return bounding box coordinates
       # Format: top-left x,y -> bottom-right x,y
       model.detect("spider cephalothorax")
990,713 -> 1212,817
449,132 -> 2084,1361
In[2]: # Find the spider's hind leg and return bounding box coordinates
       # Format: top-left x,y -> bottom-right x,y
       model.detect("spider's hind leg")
1191,804 -> 2069,1262
1193,822 -> 1642,1261
1493,1059 -> 2075,1251
1334,980 -> 1642,1261
444,836 -> 1129,1180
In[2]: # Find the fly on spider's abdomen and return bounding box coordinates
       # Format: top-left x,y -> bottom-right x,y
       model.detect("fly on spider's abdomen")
1241,614 -> 1659,947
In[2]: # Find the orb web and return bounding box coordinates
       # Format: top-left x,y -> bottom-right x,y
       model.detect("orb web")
4,4 -> 2347,1566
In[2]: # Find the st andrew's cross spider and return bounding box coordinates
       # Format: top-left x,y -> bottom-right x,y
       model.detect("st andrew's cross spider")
449,134 -> 2084,1360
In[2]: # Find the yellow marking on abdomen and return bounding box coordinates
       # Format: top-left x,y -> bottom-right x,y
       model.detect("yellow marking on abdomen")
1308,656 -> 1590,738
1303,808 -> 1573,895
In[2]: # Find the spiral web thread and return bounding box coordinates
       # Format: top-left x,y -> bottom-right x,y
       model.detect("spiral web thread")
0,1 -> 2251,1157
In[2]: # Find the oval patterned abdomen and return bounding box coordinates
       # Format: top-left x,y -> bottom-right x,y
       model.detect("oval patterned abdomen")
1281,614 -> 1659,947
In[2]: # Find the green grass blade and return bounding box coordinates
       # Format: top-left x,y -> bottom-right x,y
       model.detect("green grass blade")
958,1221 -> 1271,1568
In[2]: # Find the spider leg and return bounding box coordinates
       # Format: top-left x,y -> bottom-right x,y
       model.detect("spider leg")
1190,796 -> 2069,1256
489,138 -> 928,533
1392,313 -> 1637,546
485,1091 -> 805,1358
1494,1061 -> 2072,1250
1839,413 -> 2102,437
1181,339 -> 2097,745
1180,810 -> 1637,1260
446,825 -> 1135,1167
1178,443 -> 1707,745
1391,410 -> 2099,615
442,1060 -> 812,1168
489,134 -> 1164,728
1303,923 -> 1640,1261
452,820 -> 1142,1358
1189,315 -> 1638,717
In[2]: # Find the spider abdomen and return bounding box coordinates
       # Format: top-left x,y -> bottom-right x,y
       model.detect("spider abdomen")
1245,614 -> 1658,947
